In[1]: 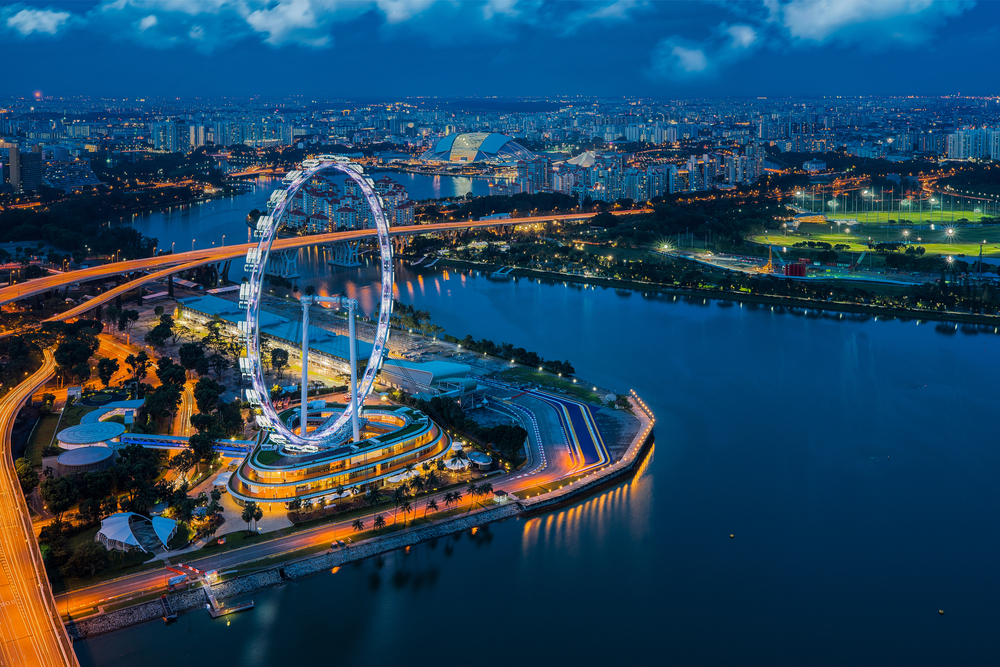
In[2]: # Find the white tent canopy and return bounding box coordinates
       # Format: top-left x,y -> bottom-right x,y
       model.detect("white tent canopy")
96,513 -> 145,552
214,471 -> 233,487
152,516 -> 178,548
444,458 -> 468,471
96,512 -> 178,553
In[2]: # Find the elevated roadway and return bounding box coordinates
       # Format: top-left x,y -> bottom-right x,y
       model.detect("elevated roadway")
1,210 -> 648,310
0,349 -> 79,666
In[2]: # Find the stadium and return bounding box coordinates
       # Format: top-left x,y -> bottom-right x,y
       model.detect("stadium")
420,132 -> 536,164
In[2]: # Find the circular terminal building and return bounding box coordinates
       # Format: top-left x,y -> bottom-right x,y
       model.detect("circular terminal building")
56,422 -> 126,451
228,404 -> 451,508
55,446 -> 115,476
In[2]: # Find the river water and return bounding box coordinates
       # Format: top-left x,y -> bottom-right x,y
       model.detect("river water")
76,183 -> 1000,666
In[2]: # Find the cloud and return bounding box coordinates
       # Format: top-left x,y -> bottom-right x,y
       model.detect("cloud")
375,0 -> 437,24
138,14 -> 157,31
726,23 -> 757,49
244,0 -> 332,47
649,0 -> 974,82
4,7 -> 72,35
650,38 -> 712,79
769,0 -> 974,45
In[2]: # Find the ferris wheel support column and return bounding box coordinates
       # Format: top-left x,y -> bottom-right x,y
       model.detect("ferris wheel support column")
348,299 -> 360,443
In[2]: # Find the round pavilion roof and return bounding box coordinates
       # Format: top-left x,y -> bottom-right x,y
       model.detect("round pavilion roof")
56,446 -> 115,466
57,421 -> 126,444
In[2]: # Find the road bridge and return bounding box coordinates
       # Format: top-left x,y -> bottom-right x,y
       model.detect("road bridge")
0,350 -> 79,666
0,211 -> 647,309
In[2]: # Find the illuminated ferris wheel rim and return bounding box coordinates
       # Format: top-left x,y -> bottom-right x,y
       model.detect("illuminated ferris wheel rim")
242,158 -> 394,450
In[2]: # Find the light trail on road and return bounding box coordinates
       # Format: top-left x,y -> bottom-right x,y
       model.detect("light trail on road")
0,350 -> 79,667
2,211 -> 649,309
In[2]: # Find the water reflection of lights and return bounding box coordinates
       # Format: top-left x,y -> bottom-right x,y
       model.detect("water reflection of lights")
521,442 -> 656,555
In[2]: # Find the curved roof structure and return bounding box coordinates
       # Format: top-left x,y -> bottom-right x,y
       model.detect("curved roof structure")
96,513 -> 144,552
96,512 -> 177,552
57,421 -> 126,445
56,446 -> 114,466
421,132 -> 535,163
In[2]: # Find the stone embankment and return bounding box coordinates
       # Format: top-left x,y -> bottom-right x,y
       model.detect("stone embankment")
68,394 -> 655,641
67,588 -> 207,640
283,503 -> 522,579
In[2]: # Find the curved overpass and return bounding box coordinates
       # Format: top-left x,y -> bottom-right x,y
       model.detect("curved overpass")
0,349 -> 78,667
1,211 -> 647,310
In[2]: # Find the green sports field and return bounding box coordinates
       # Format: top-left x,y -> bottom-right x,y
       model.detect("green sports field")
754,223 -> 1000,258
797,209 -> 991,225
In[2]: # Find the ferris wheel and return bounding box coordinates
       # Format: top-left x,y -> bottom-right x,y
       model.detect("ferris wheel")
238,157 -> 394,451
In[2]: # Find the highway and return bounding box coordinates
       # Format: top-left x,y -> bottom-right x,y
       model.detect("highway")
0,349 -> 79,667
1,210 -> 649,309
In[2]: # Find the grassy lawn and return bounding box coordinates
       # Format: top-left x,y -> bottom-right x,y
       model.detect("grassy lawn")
197,528 -> 274,553
255,450 -> 281,466
500,366 -> 603,404
25,414 -> 60,466
168,522 -> 192,550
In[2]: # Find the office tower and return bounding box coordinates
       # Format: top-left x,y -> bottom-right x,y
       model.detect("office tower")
8,144 -> 20,192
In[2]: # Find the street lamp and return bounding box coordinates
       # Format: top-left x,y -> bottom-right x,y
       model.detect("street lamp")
192,239 -> 196,252
222,235 -> 226,247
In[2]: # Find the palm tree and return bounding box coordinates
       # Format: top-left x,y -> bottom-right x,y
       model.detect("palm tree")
373,514 -> 386,534
452,490 -> 463,507
425,471 -> 440,489
352,517 -> 365,533
252,504 -> 263,531
400,500 -> 413,526
410,474 -> 425,496
443,492 -> 455,509
465,483 -> 479,514
241,502 -> 257,535
424,498 -> 439,518
392,486 -> 408,525
477,482 -> 494,507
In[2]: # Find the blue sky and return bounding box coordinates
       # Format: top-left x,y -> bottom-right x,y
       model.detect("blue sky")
2,0 -> 998,99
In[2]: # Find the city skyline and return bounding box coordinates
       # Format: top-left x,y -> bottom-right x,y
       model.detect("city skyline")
2,0 -> 1000,98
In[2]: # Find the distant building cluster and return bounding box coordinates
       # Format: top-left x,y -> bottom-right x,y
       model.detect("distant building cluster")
150,116 -> 294,152
488,142 -> 768,203
274,172 -> 414,233
945,128 -> 1000,160
0,141 -> 101,194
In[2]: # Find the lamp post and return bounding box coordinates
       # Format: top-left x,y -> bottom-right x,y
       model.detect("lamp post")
192,239 -> 196,252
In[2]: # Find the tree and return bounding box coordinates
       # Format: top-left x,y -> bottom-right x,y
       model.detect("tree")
144,323 -> 171,349
423,497 -> 439,518
97,358 -> 119,387
270,348 -> 289,381
208,353 -> 228,379
443,492 -> 456,509
62,541 -> 109,578
154,305 -> 164,317
170,450 -> 197,477
352,517 -> 365,533
241,502 -> 259,534
117,309 -> 140,341
155,357 -> 186,386
373,514 -> 386,534
124,351 -> 150,382
400,499 -> 413,526
179,342 -> 206,377
194,377 -> 226,414
14,458 -> 38,495
465,483 -> 479,514
40,476 -> 77,519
